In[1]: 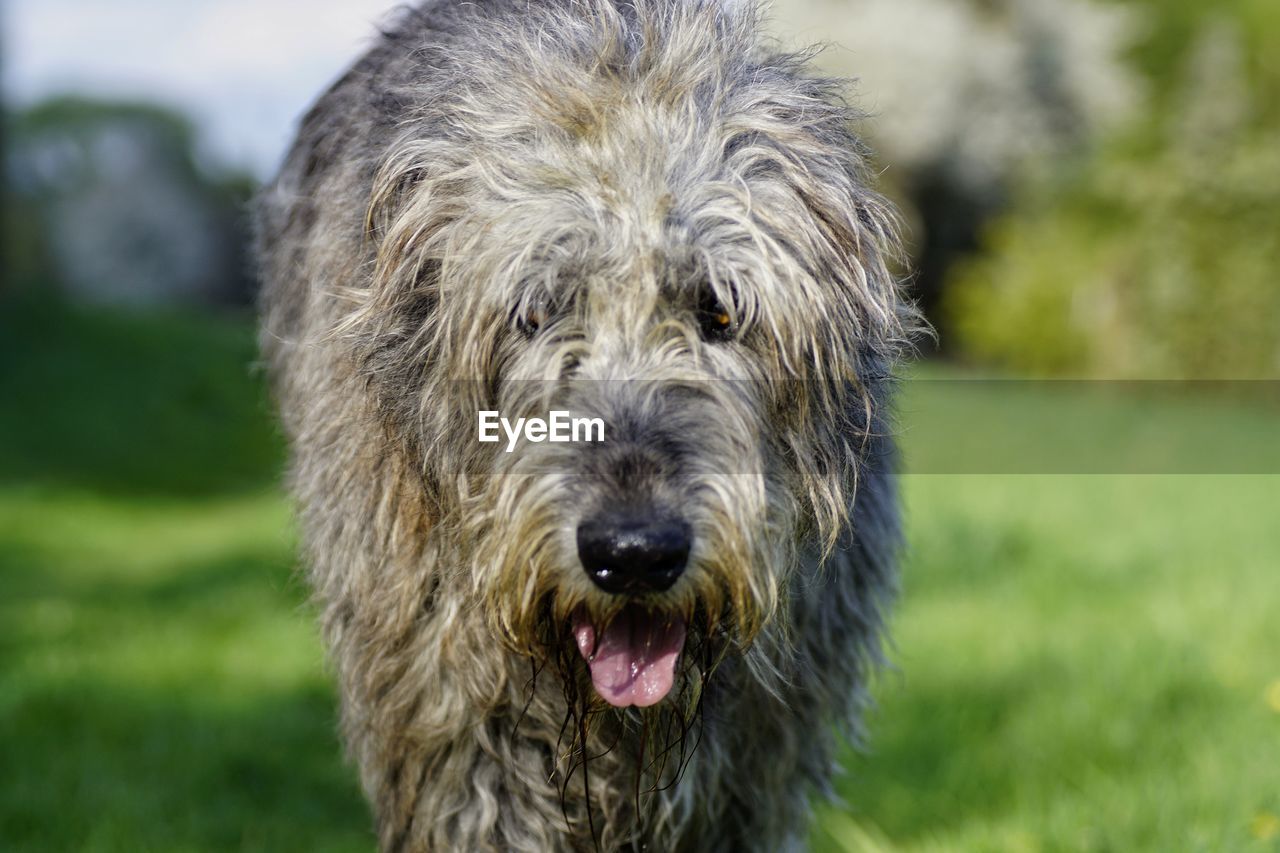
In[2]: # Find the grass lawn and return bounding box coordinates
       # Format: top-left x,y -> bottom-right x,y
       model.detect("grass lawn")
3,299 -> 1278,851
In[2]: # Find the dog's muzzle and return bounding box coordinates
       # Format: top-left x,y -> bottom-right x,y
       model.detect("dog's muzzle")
572,513 -> 693,707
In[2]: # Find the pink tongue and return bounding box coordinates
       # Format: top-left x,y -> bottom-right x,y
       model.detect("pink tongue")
573,607 -> 686,708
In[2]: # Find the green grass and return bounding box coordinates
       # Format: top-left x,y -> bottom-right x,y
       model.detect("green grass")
2,298 -> 1278,851
814,474 -> 1280,853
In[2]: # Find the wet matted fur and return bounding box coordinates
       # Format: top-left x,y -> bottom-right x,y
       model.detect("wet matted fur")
255,0 -> 916,849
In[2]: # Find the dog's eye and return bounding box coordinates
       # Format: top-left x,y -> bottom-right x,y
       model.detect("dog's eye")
516,299 -> 549,338
696,289 -> 735,342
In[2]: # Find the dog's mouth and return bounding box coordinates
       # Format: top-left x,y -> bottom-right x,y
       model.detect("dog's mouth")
572,605 -> 686,708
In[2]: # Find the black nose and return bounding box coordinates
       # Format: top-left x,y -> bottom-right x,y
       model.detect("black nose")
577,515 -> 692,594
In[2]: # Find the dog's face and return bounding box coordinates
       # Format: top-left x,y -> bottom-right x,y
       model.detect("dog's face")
349,2 -> 908,716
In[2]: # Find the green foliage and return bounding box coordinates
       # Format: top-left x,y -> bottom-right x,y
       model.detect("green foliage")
949,2 -> 1280,378
950,136 -> 1280,377
1111,0 -> 1280,122
3,303 -> 1279,851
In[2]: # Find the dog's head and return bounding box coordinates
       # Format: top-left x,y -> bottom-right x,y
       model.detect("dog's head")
346,0 -> 912,722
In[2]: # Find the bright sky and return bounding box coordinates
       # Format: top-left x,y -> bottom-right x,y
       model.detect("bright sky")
4,0 -> 402,177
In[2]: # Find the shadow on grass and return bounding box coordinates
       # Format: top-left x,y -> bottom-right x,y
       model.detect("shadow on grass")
0,680 -> 372,852
835,672 -> 1030,838
0,294 -> 284,497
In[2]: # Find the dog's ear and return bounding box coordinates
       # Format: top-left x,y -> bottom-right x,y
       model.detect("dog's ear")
721,58 -> 917,373
794,116 -> 912,368
724,70 -> 915,550
336,137 -> 498,494
796,132 -> 912,548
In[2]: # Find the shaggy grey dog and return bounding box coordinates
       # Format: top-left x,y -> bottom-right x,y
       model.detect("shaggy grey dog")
256,0 -> 915,848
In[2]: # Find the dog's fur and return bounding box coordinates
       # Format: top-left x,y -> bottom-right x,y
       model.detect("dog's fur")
256,0 -> 914,849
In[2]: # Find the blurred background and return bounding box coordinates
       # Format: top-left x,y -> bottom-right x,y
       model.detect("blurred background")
2,0 -> 1278,850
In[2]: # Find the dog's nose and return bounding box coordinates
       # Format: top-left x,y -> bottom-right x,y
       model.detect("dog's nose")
576,515 -> 692,594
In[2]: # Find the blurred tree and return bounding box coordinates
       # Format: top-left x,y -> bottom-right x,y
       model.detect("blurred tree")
773,0 -> 1142,338
4,97 -> 256,307
948,4 -> 1280,379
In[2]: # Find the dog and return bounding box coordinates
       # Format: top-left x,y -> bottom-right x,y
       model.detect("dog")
255,0 -> 914,848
